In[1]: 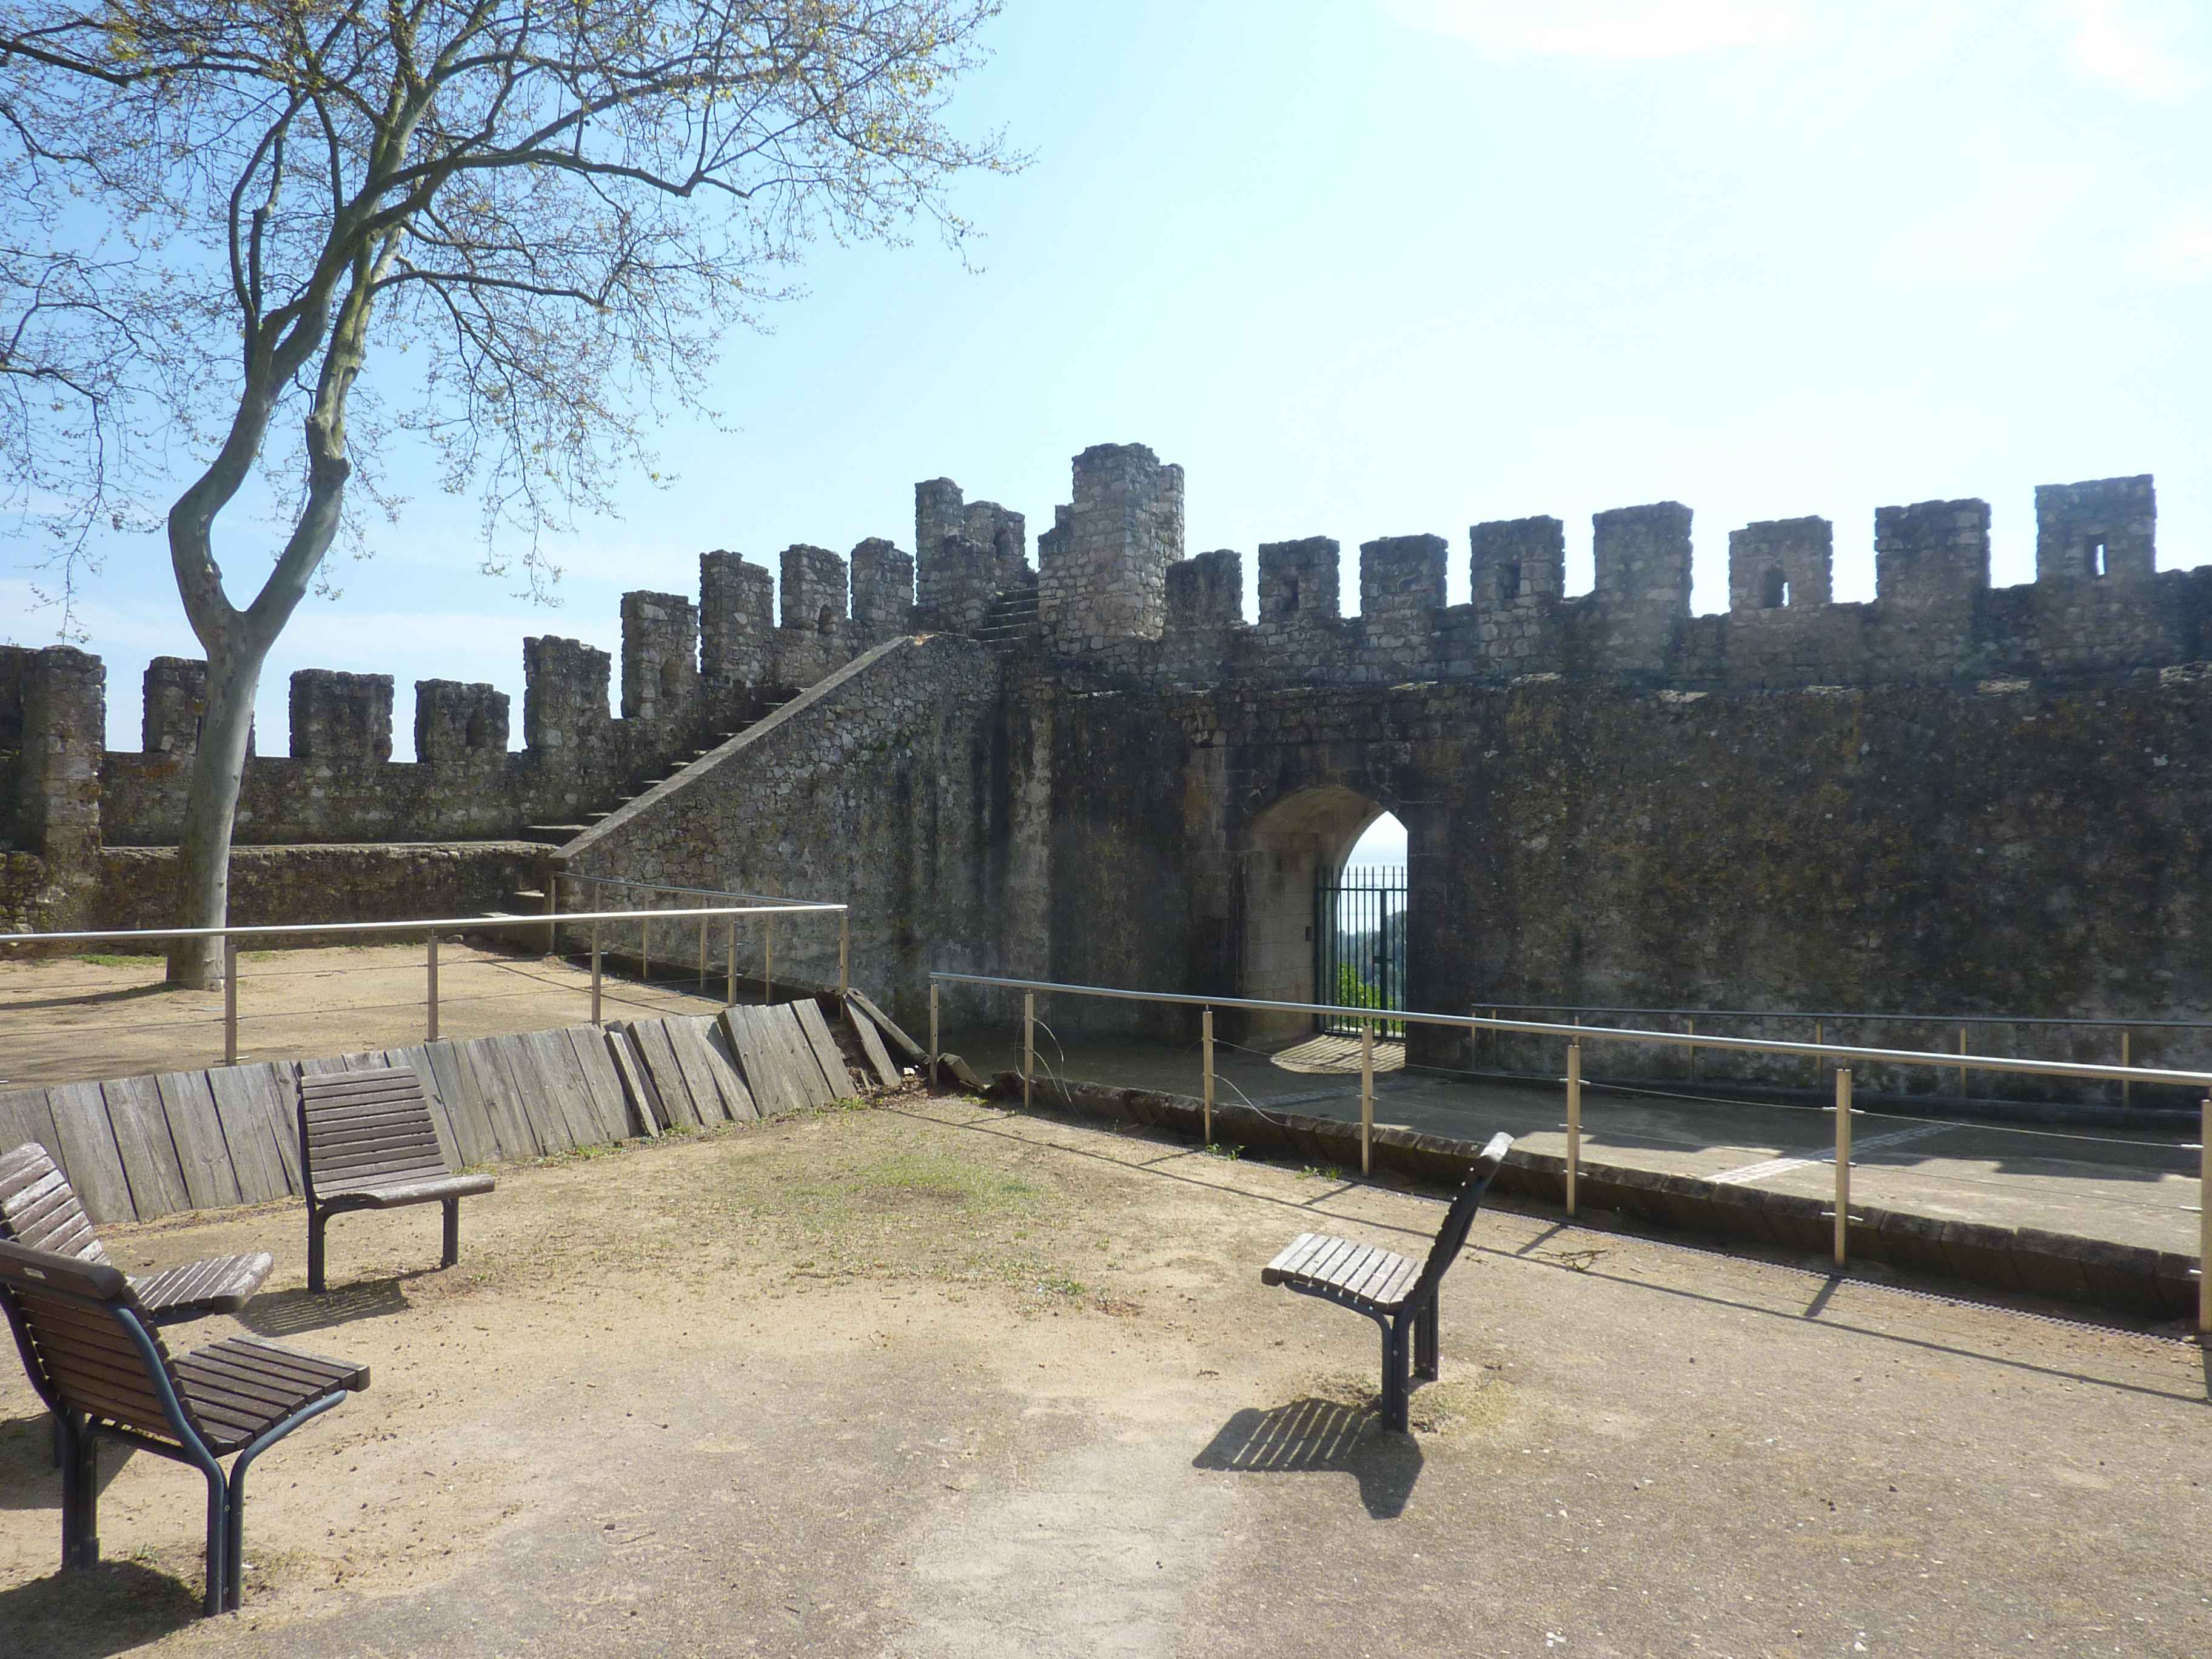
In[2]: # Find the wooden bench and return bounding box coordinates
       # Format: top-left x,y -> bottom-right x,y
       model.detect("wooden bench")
0,1236 -> 368,1614
1261,1131 -> 1514,1433
298,1065 -> 495,1292
1,1142 -> 273,1323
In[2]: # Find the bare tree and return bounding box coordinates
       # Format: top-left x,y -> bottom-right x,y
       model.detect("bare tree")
0,0 -> 1014,984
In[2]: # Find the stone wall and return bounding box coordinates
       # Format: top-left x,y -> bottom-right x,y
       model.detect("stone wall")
14,441 -> 2212,1101
554,635 -> 1008,1033
1147,665 -> 2212,1090
38,527 -> 933,857
94,841 -> 545,937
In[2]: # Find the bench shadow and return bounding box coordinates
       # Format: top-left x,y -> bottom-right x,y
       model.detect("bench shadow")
0,1561 -> 201,1656
0,1413 -> 136,1509
236,1275 -> 409,1337
1193,1396 -> 1423,1519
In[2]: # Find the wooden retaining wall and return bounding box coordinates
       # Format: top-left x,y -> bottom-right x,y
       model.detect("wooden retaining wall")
0,1001 -> 870,1227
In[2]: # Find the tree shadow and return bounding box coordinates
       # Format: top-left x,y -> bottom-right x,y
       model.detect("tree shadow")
1193,1396 -> 1423,1518
0,1561 -> 203,1656
236,1275 -> 409,1338
0,982 -> 181,1014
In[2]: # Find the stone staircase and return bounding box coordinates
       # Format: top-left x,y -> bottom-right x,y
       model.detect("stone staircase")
518,700 -> 797,850
972,583 -> 1041,654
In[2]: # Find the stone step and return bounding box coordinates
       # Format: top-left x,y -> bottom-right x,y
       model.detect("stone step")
511,889 -> 546,904
521,823 -> 591,845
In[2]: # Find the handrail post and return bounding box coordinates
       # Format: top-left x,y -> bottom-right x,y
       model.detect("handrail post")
929,980 -> 940,1085
1201,1007 -> 1215,1145
1833,1067 -> 1854,1270
837,911 -> 850,998
2199,1091 -> 2210,1344
1686,1016 -> 1695,1082
426,934 -> 440,1042
590,922 -> 603,1025
697,916 -> 707,991
1958,1026 -> 1968,1095
1812,1017 -> 1822,1084
2121,1030 -> 2131,1111
222,937 -> 238,1066
1023,991 -> 1035,1109
764,916 -> 774,1002
725,917 -> 737,1006
641,914 -> 651,987
1359,1017 -> 1375,1176
1565,1039 -> 1581,1218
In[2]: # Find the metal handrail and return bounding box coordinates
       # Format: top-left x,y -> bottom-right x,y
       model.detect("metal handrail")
1474,1000 -> 2212,1033
0,903 -> 841,948
1,904 -> 854,1071
927,969 -> 2212,1338
925,972 -> 2212,1087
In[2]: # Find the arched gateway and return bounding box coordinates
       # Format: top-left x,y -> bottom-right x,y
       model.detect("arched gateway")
1236,785 -> 1405,1048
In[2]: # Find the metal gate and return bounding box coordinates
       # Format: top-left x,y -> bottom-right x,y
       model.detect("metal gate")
1315,866 -> 1406,1036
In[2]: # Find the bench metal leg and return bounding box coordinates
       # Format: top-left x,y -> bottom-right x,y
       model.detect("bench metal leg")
223,1390 -> 346,1614
58,1414 -> 98,1570
306,1205 -> 329,1293
441,1198 -> 461,1269
1379,1320 -> 1413,1434
1415,1298 -> 1440,1381
201,1468 -> 230,1617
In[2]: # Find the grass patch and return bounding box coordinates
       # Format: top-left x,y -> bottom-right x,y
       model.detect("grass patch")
77,951 -> 161,968
716,1117 -> 1105,1309
780,1149 -> 1039,1218
1201,1142 -> 1243,1161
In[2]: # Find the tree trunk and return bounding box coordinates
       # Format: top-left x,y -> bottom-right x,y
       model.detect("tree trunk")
164,631 -> 273,988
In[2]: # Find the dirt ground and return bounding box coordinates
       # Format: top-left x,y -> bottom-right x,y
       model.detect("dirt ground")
1,1093 -> 2207,1658
0,945 -> 732,1088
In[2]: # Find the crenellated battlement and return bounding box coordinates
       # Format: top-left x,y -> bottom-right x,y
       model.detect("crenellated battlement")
9,443 -> 2211,905
964,451 -> 2212,695
2,500 -> 935,862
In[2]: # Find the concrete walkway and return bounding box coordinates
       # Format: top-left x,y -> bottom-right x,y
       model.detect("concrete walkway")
944,1026 -> 2205,1259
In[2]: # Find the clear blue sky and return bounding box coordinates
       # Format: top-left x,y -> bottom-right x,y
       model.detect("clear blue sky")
7,1 -> 2208,762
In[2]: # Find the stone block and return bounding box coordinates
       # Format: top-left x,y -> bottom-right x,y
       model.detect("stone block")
523,635 -> 612,754
620,590 -> 699,723
1258,537 -> 1342,622
289,669 -> 392,767
851,537 -> 916,642
1165,549 -> 1244,629
701,551 -> 775,690
1728,516 -> 1833,612
2034,474 -> 2154,583
415,680 -> 509,764
1359,534 -> 1447,620
780,544 -> 848,634
1874,497 -> 1990,607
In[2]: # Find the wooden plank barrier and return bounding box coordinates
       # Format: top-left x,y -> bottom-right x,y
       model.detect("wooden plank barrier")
0,1000 -> 879,1228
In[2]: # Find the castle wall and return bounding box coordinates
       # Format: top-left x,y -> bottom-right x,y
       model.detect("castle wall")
554,635 -> 1009,1033
1131,665 -> 2212,1090
93,841 -> 544,936
13,443 -> 2212,1091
